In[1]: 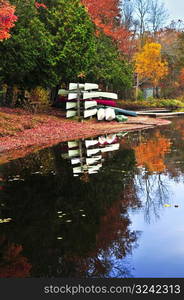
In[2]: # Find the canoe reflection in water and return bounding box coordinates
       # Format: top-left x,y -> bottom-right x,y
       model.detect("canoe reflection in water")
61,132 -> 128,180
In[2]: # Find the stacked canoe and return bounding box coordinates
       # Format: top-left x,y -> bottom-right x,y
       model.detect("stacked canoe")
57,82 -> 137,120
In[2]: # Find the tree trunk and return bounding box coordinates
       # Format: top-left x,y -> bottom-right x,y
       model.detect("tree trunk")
50,85 -> 60,103
153,86 -> 159,98
12,86 -> 19,107
5,85 -> 14,107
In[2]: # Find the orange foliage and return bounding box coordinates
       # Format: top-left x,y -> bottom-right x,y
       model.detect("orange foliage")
134,131 -> 171,173
82,0 -> 131,54
174,119 -> 184,140
179,68 -> 184,85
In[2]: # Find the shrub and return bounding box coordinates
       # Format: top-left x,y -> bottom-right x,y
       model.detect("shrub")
117,98 -> 184,110
24,87 -> 50,113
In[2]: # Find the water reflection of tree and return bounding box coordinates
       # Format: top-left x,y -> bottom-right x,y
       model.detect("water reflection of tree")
130,129 -> 172,222
0,143 -> 140,278
135,172 -> 170,222
0,236 -> 31,278
134,130 -> 171,173
165,118 -> 184,180
66,189 -> 141,278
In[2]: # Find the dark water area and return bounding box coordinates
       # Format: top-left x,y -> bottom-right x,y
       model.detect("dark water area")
0,118 -> 184,278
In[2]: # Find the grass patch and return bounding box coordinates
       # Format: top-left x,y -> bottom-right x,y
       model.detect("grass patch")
117,98 -> 184,110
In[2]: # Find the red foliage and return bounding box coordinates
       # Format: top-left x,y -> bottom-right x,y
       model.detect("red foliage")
0,0 -> 18,40
35,2 -> 48,9
0,242 -> 32,278
82,0 -> 131,53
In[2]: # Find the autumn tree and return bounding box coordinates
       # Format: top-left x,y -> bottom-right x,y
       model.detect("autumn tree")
0,0 -> 17,41
156,28 -> 184,97
134,42 -> 168,95
82,0 -> 131,54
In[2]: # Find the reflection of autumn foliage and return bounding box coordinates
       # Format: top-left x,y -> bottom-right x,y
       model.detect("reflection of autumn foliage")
64,192 -> 138,277
174,120 -> 184,140
134,131 -> 171,173
95,199 -> 137,257
0,238 -> 32,278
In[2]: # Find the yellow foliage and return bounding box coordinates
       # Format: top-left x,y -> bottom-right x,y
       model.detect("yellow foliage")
30,87 -> 49,105
134,42 -> 168,86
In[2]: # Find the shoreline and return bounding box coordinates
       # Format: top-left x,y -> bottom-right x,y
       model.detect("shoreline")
0,107 -> 171,164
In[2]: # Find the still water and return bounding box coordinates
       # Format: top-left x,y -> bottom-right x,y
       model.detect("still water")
0,118 -> 184,278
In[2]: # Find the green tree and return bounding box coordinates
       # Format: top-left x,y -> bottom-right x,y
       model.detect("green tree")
37,0 -> 96,83
0,0 -> 56,105
87,34 -> 133,94
0,0 -> 96,105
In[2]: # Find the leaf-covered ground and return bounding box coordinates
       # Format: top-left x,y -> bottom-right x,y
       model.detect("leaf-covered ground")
0,107 -> 171,164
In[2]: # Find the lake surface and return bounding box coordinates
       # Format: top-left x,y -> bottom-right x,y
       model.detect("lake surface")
0,117 -> 184,278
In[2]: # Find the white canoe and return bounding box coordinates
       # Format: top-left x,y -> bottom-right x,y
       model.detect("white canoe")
86,156 -> 102,165
84,108 -> 97,118
66,110 -> 77,118
105,107 -> 116,121
83,92 -> 118,100
71,158 -> 81,165
97,108 -> 105,121
69,83 -> 99,91
87,148 -> 101,156
67,108 -> 97,118
101,143 -> 120,153
69,83 -> 85,90
68,149 -> 80,157
85,139 -> 99,148
89,164 -> 102,171
73,166 -> 83,174
66,102 -> 77,109
68,93 -> 78,100
84,101 -> 97,109
68,141 -> 78,148
66,101 -> 97,110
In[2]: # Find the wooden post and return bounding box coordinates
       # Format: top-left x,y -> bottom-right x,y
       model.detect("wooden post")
135,73 -> 139,101
78,139 -> 83,171
77,82 -> 81,122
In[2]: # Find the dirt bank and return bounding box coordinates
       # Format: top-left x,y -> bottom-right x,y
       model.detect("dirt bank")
0,107 -> 171,164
